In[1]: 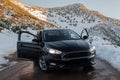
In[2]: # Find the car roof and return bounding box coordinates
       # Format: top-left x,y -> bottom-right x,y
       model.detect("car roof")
37,29 -> 73,35
43,28 -> 71,32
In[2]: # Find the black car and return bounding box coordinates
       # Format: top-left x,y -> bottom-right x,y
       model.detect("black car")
17,29 -> 96,71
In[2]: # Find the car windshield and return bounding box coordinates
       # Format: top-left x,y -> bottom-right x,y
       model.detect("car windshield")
44,29 -> 81,42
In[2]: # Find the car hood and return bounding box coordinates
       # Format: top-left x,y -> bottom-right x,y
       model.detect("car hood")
45,40 -> 89,52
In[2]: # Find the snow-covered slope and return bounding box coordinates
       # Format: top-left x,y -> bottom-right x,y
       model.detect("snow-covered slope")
0,30 -> 17,57
46,3 -> 120,43
0,0 -> 57,30
47,4 -> 103,34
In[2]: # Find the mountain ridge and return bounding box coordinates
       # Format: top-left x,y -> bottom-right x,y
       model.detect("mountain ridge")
0,0 -> 57,30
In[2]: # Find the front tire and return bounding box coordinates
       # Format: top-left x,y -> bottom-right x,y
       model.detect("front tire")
38,55 -> 49,71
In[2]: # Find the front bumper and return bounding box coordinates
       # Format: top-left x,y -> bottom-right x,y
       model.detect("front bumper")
46,54 -> 95,69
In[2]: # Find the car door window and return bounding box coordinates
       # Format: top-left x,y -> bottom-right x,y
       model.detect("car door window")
21,33 -> 35,42
68,30 -> 81,40
70,33 -> 78,39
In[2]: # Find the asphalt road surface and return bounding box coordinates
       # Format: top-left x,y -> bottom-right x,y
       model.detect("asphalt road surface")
0,58 -> 120,80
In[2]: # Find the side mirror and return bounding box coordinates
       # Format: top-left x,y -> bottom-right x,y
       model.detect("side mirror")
32,39 -> 39,42
83,35 -> 88,40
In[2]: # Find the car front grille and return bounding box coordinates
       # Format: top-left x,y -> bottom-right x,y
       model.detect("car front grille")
62,51 -> 90,60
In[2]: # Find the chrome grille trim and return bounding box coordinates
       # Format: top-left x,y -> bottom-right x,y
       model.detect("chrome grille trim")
61,51 -> 91,60
62,55 -> 95,61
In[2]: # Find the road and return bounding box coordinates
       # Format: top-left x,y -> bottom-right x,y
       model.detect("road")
0,58 -> 120,80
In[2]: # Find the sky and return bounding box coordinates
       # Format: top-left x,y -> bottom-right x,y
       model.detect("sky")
20,0 -> 120,19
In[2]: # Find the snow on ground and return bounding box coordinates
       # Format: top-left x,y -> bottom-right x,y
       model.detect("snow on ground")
0,29 -> 17,71
0,29 -> 17,63
92,36 -> 120,71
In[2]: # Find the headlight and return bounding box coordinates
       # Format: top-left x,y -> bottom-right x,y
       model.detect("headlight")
89,46 -> 96,54
47,48 -> 62,54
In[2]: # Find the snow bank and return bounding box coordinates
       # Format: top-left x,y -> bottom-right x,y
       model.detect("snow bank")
93,36 -> 120,71
0,29 -> 17,57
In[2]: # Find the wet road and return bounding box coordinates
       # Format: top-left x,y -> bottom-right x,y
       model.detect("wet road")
0,58 -> 120,80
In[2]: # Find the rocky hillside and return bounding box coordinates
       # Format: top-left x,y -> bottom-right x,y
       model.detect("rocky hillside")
0,0 -> 57,32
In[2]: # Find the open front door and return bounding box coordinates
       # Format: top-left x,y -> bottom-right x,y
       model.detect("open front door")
17,31 -> 41,60
81,28 -> 89,38
81,28 -> 93,43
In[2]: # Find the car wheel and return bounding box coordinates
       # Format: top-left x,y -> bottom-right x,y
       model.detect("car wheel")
38,55 -> 48,71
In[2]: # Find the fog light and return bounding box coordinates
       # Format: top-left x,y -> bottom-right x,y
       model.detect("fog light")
90,61 -> 95,64
50,63 -> 56,66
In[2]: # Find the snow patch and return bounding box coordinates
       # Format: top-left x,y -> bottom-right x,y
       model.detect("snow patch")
93,36 -> 120,71
0,57 -> 8,64
0,29 -> 17,57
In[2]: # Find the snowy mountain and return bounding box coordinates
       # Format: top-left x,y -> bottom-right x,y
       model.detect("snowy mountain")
46,3 -> 120,45
1,0 -> 120,37
47,3 -> 103,33
0,0 -> 120,71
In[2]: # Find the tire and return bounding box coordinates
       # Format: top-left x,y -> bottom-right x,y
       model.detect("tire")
38,55 -> 49,72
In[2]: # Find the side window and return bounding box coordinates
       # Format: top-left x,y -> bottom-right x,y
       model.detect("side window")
21,33 -> 35,42
70,33 -> 77,39
69,30 -> 80,39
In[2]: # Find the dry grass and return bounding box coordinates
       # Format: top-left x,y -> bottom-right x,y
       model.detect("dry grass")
0,0 -> 57,29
